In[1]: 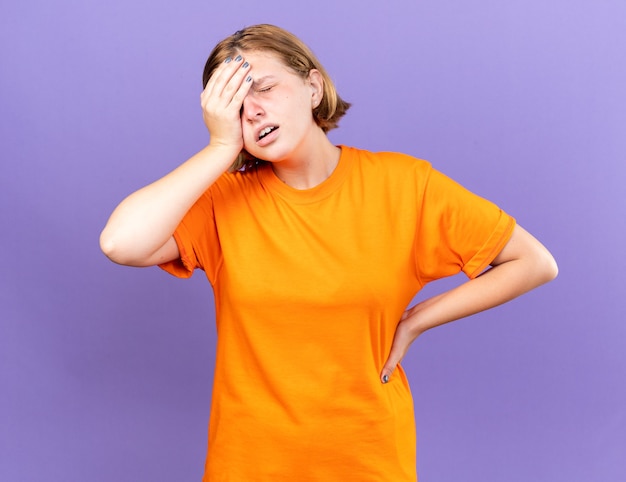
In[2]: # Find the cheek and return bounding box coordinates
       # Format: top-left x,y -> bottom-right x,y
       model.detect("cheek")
241,118 -> 255,137
241,126 -> 266,156
240,124 -> 255,151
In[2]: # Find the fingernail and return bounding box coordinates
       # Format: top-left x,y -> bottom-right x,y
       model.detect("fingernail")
246,76 -> 252,82
242,61 -> 249,68
224,57 -> 232,63
382,375 -> 389,384
235,55 -> 242,62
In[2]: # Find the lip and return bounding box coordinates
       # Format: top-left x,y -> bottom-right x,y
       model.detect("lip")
255,124 -> 279,147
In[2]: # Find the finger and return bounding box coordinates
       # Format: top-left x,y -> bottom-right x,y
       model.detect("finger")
202,58 -> 251,112
221,59 -> 251,107
380,323 -> 414,384
228,67 -> 253,111
202,55 -> 244,102
380,344 -> 405,384
202,56 -> 233,101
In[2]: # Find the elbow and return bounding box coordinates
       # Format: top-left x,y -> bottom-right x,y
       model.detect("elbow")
99,226 -> 169,267
535,248 -> 559,286
548,253 -> 559,280
99,228 -> 133,265
544,256 -> 559,283
99,229 -> 121,263
519,225 -> 558,286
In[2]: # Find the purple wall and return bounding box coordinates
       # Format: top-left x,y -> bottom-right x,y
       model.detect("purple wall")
2,1 -> 624,480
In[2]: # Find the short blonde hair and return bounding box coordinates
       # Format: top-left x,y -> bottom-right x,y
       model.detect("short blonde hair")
202,24 -> 351,171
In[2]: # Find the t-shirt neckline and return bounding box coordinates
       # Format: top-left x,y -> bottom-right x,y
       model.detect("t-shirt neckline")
258,145 -> 352,204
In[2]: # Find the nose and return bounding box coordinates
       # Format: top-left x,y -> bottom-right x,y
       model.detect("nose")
241,93 -> 264,122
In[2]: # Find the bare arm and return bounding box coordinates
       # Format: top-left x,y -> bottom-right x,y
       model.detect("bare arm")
380,224 -> 558,382
100,145 -> 238,266
100,55 -> 253,266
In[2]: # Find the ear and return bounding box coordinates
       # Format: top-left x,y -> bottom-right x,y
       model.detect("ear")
308,69 -> 324,108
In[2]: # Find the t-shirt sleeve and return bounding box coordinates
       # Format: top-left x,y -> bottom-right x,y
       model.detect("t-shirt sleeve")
158,188 -> 222,282
415,166 -> 516,283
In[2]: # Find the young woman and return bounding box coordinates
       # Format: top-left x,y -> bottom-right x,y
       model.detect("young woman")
100,24 -> 557,482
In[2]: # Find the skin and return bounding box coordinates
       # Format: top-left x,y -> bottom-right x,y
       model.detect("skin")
381,224 -> 557,382
100,50 -> 558,385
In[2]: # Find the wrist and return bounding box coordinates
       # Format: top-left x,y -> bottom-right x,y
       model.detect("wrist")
402,305 -> 432,338
201,143 -> 241,169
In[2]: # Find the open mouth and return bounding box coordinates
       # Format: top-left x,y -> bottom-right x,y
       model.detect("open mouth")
258,126 -> 278,141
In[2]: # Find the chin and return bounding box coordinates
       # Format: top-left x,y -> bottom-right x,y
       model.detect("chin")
246,143 -> 290,164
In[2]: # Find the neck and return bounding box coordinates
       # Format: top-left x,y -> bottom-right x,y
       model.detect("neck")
271,131 -> 341,190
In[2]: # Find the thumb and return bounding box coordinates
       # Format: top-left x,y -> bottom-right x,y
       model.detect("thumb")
380,344 -> 404,384
380,320 -> 416,384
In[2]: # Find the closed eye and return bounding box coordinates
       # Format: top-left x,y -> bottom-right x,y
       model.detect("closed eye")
256,85 -> 274,93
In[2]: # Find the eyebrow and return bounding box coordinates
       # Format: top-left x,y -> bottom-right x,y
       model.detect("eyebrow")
252,75 -> 276,87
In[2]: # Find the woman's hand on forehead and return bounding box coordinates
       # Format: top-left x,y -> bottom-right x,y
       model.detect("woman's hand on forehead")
200,55 -> 253,152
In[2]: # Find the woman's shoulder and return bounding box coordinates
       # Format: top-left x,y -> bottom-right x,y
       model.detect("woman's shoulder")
342,145 -> 433,174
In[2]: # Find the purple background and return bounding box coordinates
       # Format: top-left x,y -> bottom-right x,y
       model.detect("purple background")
2,0 -> 625,480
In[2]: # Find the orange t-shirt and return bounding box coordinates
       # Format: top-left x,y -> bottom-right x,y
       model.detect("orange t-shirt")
160,146 -> 515,481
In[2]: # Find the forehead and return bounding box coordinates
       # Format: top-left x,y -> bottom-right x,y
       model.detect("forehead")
241,50 -> 299,81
